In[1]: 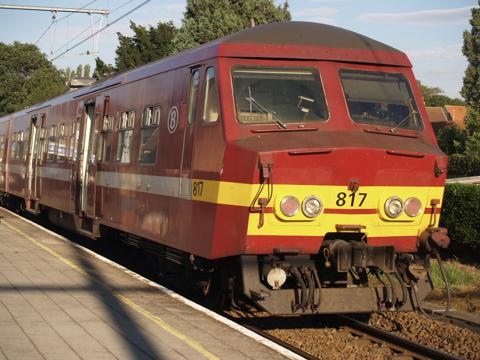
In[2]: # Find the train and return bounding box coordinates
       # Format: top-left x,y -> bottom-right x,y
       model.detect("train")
0,21 -> 450,315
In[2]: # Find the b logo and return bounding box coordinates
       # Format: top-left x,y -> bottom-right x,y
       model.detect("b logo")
167,106 -> 179,134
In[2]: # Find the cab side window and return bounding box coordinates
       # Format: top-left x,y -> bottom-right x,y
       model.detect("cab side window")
187,69 -> 200,124
203,67 -> 219,123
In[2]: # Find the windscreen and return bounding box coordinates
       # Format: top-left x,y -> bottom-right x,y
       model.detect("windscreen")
340,69 -> 423,130
232,67 -> 328,124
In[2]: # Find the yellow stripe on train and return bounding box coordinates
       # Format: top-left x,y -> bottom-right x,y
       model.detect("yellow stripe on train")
191,180 -> 444,237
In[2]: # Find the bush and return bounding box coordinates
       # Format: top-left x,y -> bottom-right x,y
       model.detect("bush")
440,184 -> 480,260
447,153 -> 480,178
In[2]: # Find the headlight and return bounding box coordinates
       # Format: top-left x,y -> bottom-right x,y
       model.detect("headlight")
384,196 -> 404,218
280,196 -> 300,217
405,197 -> 422,217
302,195 -> 323,218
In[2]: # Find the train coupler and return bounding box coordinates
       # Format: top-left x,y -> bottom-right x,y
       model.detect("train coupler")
419,227 -> 450,253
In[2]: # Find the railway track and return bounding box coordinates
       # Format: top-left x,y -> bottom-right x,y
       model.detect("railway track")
339,315 -> 462,360
231,313 -> 463,360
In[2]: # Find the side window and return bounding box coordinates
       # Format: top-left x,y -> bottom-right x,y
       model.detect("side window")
203,67 -> 219,123
187,69 -> 200,124
57,123 -> 67,161
98,114 -> 114,162
47,125 -> 57,161
0,135 -> 5,162
38,127 -> 46,162
9,132 -> 17,160
139,106 -> 160,164
116,111 -> 135,164
19,130 -> 27,160
72,118 -> 80,161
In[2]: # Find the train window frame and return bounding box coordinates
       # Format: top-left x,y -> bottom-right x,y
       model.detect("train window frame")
116,110 -> 135,164
138,105 -> 161,165
231,65 -> 329,126
56,123 -> 67,162
98,114 -> 114,163
9,132 -> 18,160
187,69 -> 200,124
0,135 -> 5,162
47,125 -> 57,162
202,67 -> 220,123
339,68 -> 424,131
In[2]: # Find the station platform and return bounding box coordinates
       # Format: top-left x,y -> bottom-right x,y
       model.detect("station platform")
0,207 -> 296,360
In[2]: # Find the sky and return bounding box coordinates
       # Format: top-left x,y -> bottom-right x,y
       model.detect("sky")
0,0 -> 477,99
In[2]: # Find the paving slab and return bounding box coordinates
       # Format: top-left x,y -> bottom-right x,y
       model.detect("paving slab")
0,208 -> 294,360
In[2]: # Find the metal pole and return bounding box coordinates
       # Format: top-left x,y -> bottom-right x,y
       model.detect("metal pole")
0,4 -> 109,15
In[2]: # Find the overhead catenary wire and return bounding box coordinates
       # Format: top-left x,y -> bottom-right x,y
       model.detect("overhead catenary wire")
50,0 -> 139,58
35,1 -> 98,46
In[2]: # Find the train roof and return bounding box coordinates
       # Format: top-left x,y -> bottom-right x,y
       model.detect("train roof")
0,21 -> 411,122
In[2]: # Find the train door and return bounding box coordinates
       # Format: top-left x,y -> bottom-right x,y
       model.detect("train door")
25,114 -> 41,211
180,66 -> 203,198
77,101 -> 96,217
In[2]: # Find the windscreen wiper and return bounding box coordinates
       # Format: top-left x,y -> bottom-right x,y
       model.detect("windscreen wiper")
390,99 -> 418,132
245,91 -> 287,129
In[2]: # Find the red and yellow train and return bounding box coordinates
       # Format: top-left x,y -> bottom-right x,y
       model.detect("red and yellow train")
0,22 -> 450,314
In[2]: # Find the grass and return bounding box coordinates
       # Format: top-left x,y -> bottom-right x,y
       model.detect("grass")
430,260 -> 480,294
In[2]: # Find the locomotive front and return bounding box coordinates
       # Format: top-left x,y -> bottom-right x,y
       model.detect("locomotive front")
206,24 -> 450,314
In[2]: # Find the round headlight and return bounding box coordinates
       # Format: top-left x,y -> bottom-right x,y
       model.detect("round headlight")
302,195 -> 323,218
280,196 -> 300,217
405,197 -> 422,217
384,196 -> 404,218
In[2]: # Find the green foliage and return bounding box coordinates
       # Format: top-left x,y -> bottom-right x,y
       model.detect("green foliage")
83,64 -> 91,78
430,261 -> 480,291
438,126 -> 467,155
427,95 -> 465,107
417,80 -> 465,106
462,2 -> 480,110
0,41 -> 67,116
75,64 -> 83,78
115,21 -> 177,72
464,108 -> 480,155
447,153 -> 480,177
441,184 -> 480,255
93,57 -> 115,80
173,0 -> 291,52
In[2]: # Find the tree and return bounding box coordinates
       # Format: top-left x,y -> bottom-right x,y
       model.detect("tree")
115,21 -> 177,72
173,0 -> 291,52
417,80 -> 465,106
75,64 -> 83,78
93,57 -> 115,80
0,42 -> 67,116
462,2 -> 480,109
83,64 -> 91,78
437,126 -> 467,155
461,2 -> 480,155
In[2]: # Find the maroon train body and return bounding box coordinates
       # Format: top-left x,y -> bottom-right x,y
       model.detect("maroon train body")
0,22 -> 450,314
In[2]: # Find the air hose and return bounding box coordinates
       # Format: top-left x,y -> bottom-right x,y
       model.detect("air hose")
412,248 -> 451,319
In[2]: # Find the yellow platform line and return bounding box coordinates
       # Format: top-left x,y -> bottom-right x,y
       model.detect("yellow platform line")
2,219 -> 220,360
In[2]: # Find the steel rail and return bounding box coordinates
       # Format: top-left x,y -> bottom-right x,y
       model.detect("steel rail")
339,315 -> 462,360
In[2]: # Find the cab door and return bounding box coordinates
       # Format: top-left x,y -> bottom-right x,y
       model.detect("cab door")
179,66 -> 203,198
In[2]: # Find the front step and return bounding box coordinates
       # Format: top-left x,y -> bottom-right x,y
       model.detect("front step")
74,215 -> 100,239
